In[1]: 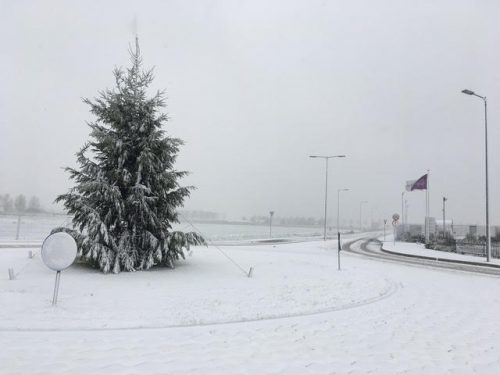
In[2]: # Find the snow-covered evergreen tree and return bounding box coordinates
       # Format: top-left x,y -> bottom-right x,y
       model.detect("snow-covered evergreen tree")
54,39 -> 204,273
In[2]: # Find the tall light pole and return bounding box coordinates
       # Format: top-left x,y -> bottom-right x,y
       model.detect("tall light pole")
310,155 -> 346,240
442,197 -> 447,239
461,89 -> 491,262
269,211 -> 274,238
359,201 -> 368,232
401,192 -> 405,233
337,189 -> 350,235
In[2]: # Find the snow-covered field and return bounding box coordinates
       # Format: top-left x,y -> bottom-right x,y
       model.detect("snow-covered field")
0,214 -> 329,243
2,238 -> 500,374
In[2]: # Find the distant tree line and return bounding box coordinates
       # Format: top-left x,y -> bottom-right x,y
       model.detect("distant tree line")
179,210 -> 224,222
0,194 -> 43,214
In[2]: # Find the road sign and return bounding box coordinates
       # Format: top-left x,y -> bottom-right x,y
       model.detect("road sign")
392,213 -> 400,226
41,232 -> 77,306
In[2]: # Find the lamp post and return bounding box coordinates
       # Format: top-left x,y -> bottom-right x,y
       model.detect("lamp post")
309,155 -> 346,240
461,89 -> 491,262
337,189 -> 350,235
442,197 -> 447,239
269,211 -> 274,238
359,201 -> 368,232
401,192 -> 405,233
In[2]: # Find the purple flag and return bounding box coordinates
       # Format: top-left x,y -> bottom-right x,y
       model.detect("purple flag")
405,180 -> 416,192
411,174 -> 428,191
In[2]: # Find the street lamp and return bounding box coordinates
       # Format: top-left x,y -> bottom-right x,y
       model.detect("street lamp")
269,211 -> 274,238
359,201 -> 368,232
461,89 -> 491,262
337,188 -> 350,235
309,155 -> 346,240
401,192 -> 405,232
442,197 -> 447,239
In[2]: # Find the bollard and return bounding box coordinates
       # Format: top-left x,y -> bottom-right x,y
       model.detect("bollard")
8,268 -> 15,280
28,250 -> 34,259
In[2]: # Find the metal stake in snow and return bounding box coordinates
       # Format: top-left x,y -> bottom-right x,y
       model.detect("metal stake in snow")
41,232 -> 77,306
179,214 -> 252,278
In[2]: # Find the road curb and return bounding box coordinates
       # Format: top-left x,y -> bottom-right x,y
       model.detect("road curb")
0,243 -> 41,248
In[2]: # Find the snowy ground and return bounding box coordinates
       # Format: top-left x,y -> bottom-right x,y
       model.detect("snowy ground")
2,238 -> 500,374
382,240 -> 500,266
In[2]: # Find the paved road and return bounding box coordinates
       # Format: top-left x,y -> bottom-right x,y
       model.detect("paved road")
345,237 -> 500,277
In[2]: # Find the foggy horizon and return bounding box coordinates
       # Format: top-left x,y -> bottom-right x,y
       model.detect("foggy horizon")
1,0 -> 499,226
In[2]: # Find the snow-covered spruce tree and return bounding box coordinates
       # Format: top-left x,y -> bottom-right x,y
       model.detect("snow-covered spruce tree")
54,40 -> 204,273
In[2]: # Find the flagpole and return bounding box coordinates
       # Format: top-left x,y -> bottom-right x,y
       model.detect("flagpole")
406,173 -> 430,242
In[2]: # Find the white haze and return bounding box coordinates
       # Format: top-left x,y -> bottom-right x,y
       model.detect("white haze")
1,0 -> 499,226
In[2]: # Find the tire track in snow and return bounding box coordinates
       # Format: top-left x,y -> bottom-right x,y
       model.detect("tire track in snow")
1,278 -> 399,333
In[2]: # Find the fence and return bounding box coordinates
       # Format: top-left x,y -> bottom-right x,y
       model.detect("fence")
397,223 -> 500,239
0,214 -> 73,242
397,222 -> 500,259
455,242 -> 500,259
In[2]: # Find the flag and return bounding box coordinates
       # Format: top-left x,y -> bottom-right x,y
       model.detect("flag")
405,180 -> 416,192
406,174 -> 428,191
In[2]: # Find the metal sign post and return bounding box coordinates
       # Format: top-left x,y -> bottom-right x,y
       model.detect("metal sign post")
41,232 -> 77,306
392,213 -> 400,246
52,271 -> 61,306
15,215 -> 21,240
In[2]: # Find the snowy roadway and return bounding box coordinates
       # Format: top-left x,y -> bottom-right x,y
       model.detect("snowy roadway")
2,238 -> 500,374
347,238 -> 500,277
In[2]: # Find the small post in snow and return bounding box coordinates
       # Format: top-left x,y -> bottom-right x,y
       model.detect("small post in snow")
247,266 -> 254,278
8,268 -> 15,280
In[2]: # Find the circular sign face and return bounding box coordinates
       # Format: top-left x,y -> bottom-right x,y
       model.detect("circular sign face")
41,232 -> 77,271
392,213 -> 400,221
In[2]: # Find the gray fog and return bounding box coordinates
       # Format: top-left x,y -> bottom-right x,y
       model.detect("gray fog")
1,0 -> 499,226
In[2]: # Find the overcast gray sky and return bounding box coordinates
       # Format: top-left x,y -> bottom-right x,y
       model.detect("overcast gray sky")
1,0 -> 499,226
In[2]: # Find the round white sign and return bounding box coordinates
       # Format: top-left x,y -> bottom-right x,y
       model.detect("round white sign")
41,232 -> 77,271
